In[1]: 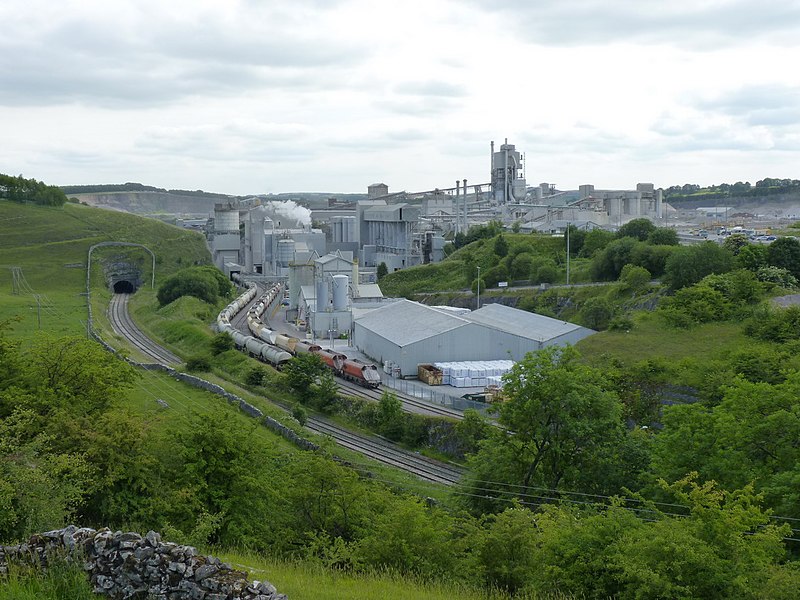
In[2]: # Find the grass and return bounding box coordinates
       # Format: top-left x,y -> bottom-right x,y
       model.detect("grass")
217,553 -> 568,600
0,558 -> 95,600
0,199 -> 208,342
576,312 -> 749,366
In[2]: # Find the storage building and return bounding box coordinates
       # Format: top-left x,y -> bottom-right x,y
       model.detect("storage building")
353,300 -> 594,377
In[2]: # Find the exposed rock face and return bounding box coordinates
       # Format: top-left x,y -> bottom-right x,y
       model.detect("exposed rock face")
0,526 -> 286,600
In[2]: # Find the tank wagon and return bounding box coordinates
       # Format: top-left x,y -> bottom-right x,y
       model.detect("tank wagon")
214,281 -> 291,369
217,279 -> 380,388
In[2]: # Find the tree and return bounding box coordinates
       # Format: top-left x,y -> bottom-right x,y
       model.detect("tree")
737,244 -> 768,271
27,335 -> 137,415
723,233 -> 751,256
283,352 -> 326,402
376,390 -> 404,440
509,252 -> 534,279
617,218 -> 656,241
465,346 -> 626,509
590,237 -> 641,280
580,297 -> 614,330
493,234 -> 509,258
651,372 -> 800,517
767,236 -> 800,279
580,228 -> 615,257
376,262 -> 388,280
646,227 -> 679,246
619,264 -> 651,292
663,242 -> 734,290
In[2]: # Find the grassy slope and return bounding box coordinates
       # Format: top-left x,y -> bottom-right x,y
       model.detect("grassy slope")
379,234 -> 572,297
0,200 -> 208,340
0,200 -> 465,597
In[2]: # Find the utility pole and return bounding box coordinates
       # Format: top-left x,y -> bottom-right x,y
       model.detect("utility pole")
476,266 -> 481,309
34,294 -> 41,329
566,223 -> 570,286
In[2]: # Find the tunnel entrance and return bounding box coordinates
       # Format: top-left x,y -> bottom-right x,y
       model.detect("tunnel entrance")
113,280 -> 135,294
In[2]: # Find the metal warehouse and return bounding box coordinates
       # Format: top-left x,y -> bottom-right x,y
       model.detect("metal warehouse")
353,300 -> 594,377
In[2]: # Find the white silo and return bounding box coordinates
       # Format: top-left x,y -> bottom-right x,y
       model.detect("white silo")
332,274 -> 349,311
316,278 -> 329,312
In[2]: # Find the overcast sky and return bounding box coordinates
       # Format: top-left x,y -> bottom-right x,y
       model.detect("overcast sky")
2,0 -> 799,195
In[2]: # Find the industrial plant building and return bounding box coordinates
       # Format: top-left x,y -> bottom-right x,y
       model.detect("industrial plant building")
353,300 -> 594,377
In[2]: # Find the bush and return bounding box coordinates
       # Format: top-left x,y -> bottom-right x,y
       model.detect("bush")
157,266 -> 231,306
292,404 -> 308,426
580,297 -> 615,330
756,266 -> 798,289
660,285 -> 732,324
210,332 -> 234,355
245,365 -> 268,386
186,355 -> 212,372
619,264 -> 651,292
533,264 -> 558,284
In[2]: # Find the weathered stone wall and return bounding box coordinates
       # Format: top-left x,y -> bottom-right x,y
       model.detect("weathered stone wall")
0,526 -> 286,600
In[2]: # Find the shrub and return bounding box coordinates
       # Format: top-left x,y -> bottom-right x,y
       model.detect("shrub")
619,264 -> 651,291
185,355 -> 212,372
210,332 -> 234,355
533,264 -> 558,284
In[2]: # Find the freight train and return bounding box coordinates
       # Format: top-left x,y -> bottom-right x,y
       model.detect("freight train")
215,281 -> 292,369
217,278 -> 381,388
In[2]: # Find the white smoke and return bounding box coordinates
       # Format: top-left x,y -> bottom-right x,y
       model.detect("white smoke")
259,200 -> 312,229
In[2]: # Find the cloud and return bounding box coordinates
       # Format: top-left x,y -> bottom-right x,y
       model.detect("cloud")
464,0 -> 800,48
0,0 -> 366,107
394,81 -> 467,98
692,84 -> 800,127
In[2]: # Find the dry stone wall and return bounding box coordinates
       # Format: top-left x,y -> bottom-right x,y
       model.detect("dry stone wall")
0,526 -> 286,600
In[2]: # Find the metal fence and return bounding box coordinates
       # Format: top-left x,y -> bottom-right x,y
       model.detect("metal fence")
380,376 -> 490,413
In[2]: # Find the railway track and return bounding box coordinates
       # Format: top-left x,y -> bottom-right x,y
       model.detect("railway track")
336,379 -> 465,420
110,290 -> 462,485
108,294 -> 181,365
305,417 -> 464,485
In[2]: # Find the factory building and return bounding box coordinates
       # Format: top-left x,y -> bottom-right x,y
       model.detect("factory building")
211,203 -> 242,269
356,199 -> 422,272
353,300 -> 594,377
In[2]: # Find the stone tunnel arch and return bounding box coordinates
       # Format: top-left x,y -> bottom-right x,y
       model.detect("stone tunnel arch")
113,280 -> 136,293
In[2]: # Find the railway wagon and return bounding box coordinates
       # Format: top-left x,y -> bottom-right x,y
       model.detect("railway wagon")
260,345 -> 292,368
340,358 -> 381,388
295,340 -> 322,355
273,334 -> 297,354
316,348 -> 346,372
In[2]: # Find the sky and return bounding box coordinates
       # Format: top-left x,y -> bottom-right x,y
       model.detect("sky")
2,0 -> 800,196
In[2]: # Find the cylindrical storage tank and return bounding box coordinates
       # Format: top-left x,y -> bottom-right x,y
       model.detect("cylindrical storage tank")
214,207 -> 239,233
342,216 -> 356,243
276,239 -> 295,267
332,274 -> 349,311
316,278 -> 329,312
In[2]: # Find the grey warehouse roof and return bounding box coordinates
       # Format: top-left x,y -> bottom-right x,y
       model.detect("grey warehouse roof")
354,299 -> 592,347
464,303 -> 591,343
354,299 -> 468,347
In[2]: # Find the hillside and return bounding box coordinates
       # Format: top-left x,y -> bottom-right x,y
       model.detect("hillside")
0,199 -> 209,338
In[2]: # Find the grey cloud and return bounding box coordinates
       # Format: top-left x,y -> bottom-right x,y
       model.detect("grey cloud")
0,4 -> 366,108
374,96 -> 460,116
394,81 -> 467,97
693,85 -> 800,127
465,0 -> 800,48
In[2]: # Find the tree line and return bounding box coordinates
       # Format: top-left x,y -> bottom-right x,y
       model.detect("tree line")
0,173 -> 68,206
